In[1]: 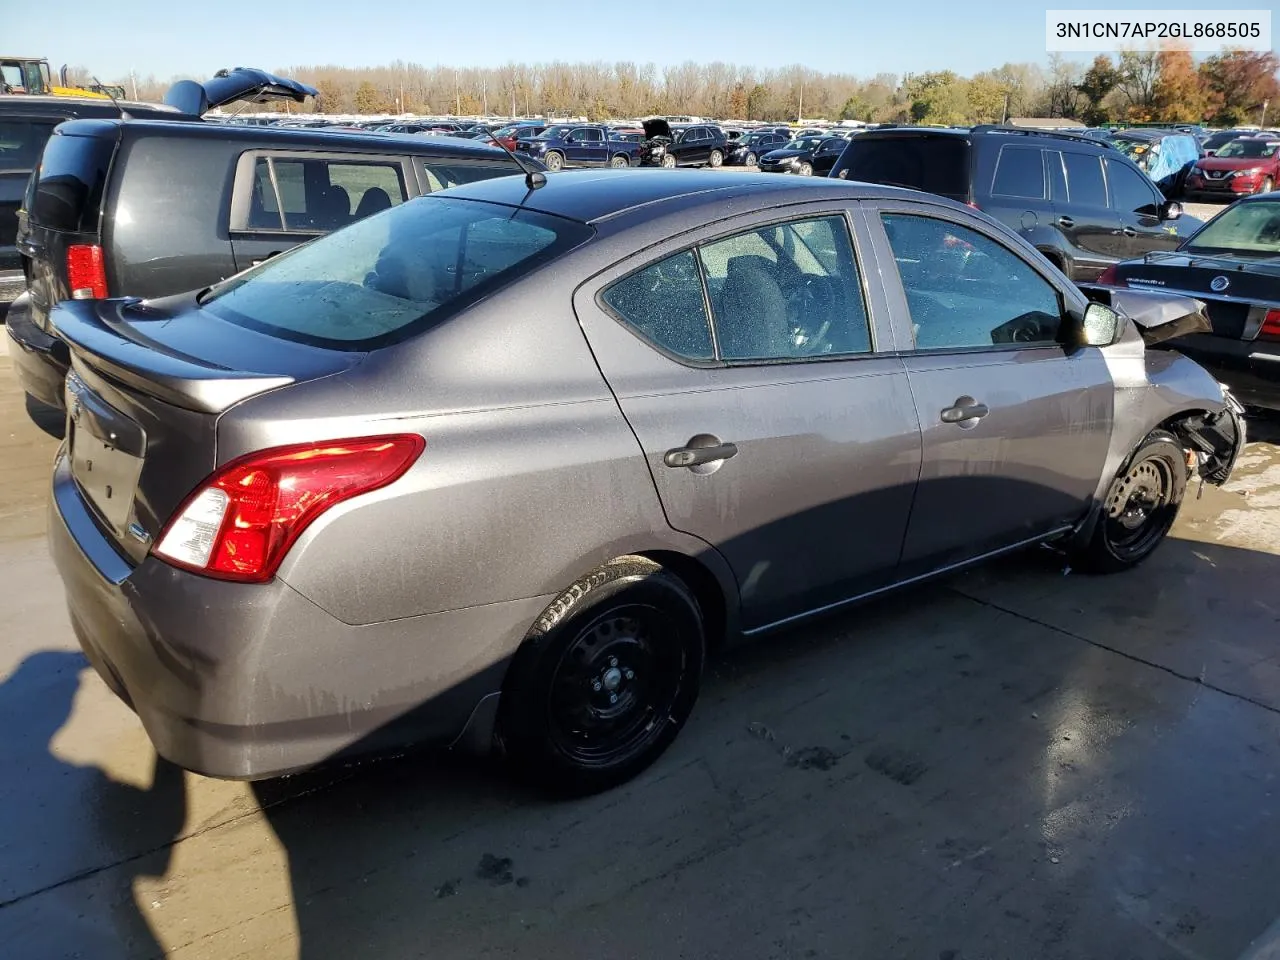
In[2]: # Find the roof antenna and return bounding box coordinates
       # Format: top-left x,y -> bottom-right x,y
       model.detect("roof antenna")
92,75 -> 131,121
484,127 -> 547,191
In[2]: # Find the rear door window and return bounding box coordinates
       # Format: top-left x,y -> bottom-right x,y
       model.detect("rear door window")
833,136 -> 971,202
1061,152 -> 1108,206
991,146 -> 1046,199
242,156 -> 408,233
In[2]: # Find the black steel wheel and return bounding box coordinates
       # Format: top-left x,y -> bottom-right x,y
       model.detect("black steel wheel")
500,557 -> 704,795
1072,430 -> 1187,573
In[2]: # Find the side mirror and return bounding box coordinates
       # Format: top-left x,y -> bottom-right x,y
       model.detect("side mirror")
1160,200 -> 1183,221
1082,302 -> 1122,346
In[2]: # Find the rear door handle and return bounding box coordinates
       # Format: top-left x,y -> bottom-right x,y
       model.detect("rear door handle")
664,441 -> 738,468
1057,216 -> 1075,228
1121,226 -> 1138,237
940,397 -> 990,426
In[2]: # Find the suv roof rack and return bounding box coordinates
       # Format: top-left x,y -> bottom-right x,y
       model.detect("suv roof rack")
969,124 -> 1118,149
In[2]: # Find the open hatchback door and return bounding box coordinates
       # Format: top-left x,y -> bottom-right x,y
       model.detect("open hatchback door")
164,67 -> 318,116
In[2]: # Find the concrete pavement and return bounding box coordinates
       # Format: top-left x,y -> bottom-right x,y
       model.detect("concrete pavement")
1,342 -> 1279,960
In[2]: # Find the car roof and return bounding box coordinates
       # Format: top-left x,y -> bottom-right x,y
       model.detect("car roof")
0,95 -> 188,119
54,116 -> 521,161
442,168 -> 944,225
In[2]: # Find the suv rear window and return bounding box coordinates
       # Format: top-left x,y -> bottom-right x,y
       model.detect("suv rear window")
202,196 -> 592,350
0,119 -> 58,172
832,136 -> 971,202
29,130 -> 114,233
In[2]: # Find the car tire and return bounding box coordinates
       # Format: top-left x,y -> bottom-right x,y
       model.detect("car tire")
745,151 -> 757,167
1070,430 -> 1187,574
498,556 -> 705,796
609,154 -> 629,168
661,154 -> 677,169
708,149 -> 723,168
1260,176 -> 1275,195
544,151 -> 564,172
797,162 -> 813,176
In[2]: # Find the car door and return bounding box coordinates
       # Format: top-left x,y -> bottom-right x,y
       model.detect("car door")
228,151 -> 410,271
813,138 -> 846,174
563,128 -> 593,166
1105,157 -> 1182,256
573,207 -> 922,630
1049,148 -> 1122,279
681,128 -> 709,166
864,200 -> 1114,576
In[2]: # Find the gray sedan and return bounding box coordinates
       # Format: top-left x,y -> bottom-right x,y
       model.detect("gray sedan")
47,171 -> 1245,795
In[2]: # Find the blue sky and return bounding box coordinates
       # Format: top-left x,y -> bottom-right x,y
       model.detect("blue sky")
10,0 -> 1273,81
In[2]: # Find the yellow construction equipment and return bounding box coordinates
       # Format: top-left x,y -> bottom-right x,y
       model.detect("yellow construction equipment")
0,56 -> 115,99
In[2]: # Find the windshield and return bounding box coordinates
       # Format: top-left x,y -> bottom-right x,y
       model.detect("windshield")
1215,139 -> 1278,159
1183,199 -> 1280,255
201,197 -> 592,350
535,125 -> 574,140
786,138 -> 825,151
1112,138 -> 1156,168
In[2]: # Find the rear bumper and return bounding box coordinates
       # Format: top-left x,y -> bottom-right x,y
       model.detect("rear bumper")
4,292 -> 69,410
1162,333 -> 1280,410
49,450 -> 543,779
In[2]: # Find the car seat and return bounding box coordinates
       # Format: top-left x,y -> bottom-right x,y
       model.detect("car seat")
354,187 -> 393,219
718,255 -> 790,359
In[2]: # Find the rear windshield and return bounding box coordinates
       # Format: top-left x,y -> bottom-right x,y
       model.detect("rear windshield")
30,131 -> 115,233
1182,199 -> 1280,255
831,135 -> 971,202
201,196 -> 592,350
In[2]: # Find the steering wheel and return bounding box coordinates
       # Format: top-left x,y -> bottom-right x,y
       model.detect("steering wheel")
784,277 -> 839,354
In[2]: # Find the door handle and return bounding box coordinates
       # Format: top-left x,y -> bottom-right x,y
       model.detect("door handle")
1121,226 -> 1137,237
1057,216 -> 1075,228
664,441 -> 738,468
940,397 -> 990,425
250,250 -> 282,266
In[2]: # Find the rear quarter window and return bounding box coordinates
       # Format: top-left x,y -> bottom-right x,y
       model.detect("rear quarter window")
30,130 -> 114,233
0,118 -> 58,173
991,146 -> 1046,199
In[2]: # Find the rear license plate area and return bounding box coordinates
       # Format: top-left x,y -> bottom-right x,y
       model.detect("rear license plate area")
66,375 -> 145,534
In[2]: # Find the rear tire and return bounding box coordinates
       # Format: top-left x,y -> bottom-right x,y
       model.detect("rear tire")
1070,430 -> 1187,574
544,151 -> 564,172
499,557 -> 704,796
708,149 -> 723,168
609,154 -> 629,169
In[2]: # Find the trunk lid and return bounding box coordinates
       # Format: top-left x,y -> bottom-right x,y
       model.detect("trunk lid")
52,294 -> 363,563
1115,252 -> 1280,339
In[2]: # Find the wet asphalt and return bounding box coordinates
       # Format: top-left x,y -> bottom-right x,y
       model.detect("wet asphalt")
2,317 -> 1280,959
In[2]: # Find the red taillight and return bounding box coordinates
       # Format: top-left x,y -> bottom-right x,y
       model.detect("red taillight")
66,244 -> 107,299
154,435 -> 425,583
1095,264 -> 1122,286
1260,308 -> 1280,342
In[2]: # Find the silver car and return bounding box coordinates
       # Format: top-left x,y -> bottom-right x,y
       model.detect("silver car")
47,171 -> 1245,795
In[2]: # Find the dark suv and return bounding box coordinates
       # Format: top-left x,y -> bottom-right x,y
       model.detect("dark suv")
829,125 -> 1203,281
7,118 -> 534,415
638,120 -> 729,168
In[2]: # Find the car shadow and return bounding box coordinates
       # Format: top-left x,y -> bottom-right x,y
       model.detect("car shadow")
0,651 -> 186,959
250,535 -> 1280,960
1245,409 -> 1280,445
24,394 -> 65,441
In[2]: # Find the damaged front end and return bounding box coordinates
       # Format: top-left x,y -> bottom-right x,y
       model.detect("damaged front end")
1081,282 -> 1247,488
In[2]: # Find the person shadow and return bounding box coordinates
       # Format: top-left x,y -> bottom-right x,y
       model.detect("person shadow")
0,650 -> 187,959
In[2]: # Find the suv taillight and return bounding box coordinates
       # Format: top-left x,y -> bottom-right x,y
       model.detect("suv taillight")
1260,308 -> 1280,342
66,244 -> 107,299
154,435 -> 425,583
